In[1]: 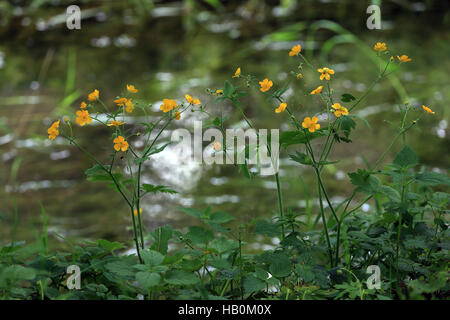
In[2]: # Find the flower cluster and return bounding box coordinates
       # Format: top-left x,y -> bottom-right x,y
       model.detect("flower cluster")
160,98 -> 178,113
331,103 -> 349,117
302,117 -> 320,133
317,67 -> 335,81
47,120 -> 60,140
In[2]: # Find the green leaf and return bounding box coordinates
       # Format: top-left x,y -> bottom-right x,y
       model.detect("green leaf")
348,169 -> 380,194
254,219 -> 281,237
289,152 -> 337,166
295,264 -> 315,282
165,270 -> 199,286
142,184 -> 177,194
85,164 -> 109,177
139,142 -> 171,162
208,258 -> 232,270
254,267 -> 270,280
238,162 -> 255,179
341,93 -> 356,102
339,116 -> 356,138
223,80 -> 235,97
87,173 -> 122,182
280,130 -> 327,148
187,226 -> 214,245
209,211 -> 235,224
179,259 -> 203,271
150,226 -> 173,255
269,254 -> 292,278
415,172 -> 450,186
378,185 -> 401,202
177,207 -> 204,219
96,239 -> 124,253
234,91 -> 248,98
209,238 -> 238,253
141,250 -> 165,266
393,145 -> 418,168
243,275 -> 266,294
136,272 -> 161,290
105,261 -> 135,277
2,265 -> 36,281
289,152 -> 312,165
212,117 -> 222,126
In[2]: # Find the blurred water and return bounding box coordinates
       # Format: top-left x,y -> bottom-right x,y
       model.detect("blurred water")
0,1 -> 448,248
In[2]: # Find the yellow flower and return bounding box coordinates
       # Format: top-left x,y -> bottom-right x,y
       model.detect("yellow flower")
373,42 -> 387,52
75,109 -> 92,126
297,73 -> 303,79
160,98 -> 178,112
63,117 -> 69,122
275,102 -> 287,114
302,116 -> 320,133
422,105 -> 435,114
390,56 -> 394,62
125,99 -> 134,113
80,101 -> 87,109
114,97 -> 128,107
113,135 -> 129,152
212,89 -> 223,96
213,141 -> 222,151
318,67 -> 335,81
232,67 -> 241,78
310,85 -> 323,95
133,208 -> 143,216
289,44 -> 301,56
127,84 -> 138,93
397,55 -> 412,63
47,120 -> 60,140
107,120 -> 125,127
88,89 -> 99,102
331,103 -> 349,117
259,78 -> 273,92
185,94 -> 200,105
174,111 -> 181,120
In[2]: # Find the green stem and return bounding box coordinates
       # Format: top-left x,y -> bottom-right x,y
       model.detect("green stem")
230,98 -> 285,239
66,136 -> 142,263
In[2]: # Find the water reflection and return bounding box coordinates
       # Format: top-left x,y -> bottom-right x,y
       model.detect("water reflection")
0,1 -> 448,248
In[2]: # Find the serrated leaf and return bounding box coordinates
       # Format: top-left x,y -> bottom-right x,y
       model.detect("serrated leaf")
187,226 -> 214,245
165,270 -> 199,285
141,250 -> 165,266
243,275 -> 266,294
142,184 -> 177,194
150,226 -> 173,255
415,172 -> 450,186
339,116 -> 356,138
209,211 -> 235,224
393,145 -> 418,168
269,254 -> 292,278
378,185 -> 401,202
341,93 -> 356,102
280,130 -> 327,148
96,239 -> 124,253
136,272 -> 161,289
177,207 -> 204,219
254,219 -> 281,237
289,152 -> 312,165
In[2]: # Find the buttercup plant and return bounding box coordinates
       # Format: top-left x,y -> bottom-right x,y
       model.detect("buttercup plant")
47,85 -> 200,263
215,41 -> 442,271
30,41 -> 448,300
